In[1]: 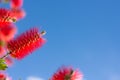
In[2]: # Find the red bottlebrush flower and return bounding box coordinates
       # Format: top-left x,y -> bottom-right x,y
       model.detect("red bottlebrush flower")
7,28 -> 46,60
10,8 -> 26,20
0,22 -> 17,42
10,0 -> 23,8
50,66 -> 83,80
0,73 -> 6,80
0,8 -> 16,22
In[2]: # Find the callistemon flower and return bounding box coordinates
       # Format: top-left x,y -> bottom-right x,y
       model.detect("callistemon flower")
0,73 -> 6,80
0,8 -> 16,22
7,28 -> 46,60
10,8 -> 26,20
0,22 -> 17,42
50,66 -> 83,80
10,0 -> 23,8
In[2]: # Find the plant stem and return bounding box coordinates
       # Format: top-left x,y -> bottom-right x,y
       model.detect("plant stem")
0,52 -> 11,59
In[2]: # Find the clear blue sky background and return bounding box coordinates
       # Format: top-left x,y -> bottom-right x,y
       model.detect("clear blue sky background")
1,0 -> 120,80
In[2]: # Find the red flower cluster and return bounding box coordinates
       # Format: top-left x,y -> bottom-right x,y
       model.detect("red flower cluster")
0,0 -> 46,61
0,9 -> 17,67
0,0 -> 46,79
0,0 -> 46,67
0,0 -> 83,80
50,66 -> 83,80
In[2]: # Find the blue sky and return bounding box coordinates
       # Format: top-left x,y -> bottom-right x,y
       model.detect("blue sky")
1,0 -> 120,80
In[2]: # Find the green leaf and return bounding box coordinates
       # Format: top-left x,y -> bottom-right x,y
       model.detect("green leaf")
0,59 -> 8,70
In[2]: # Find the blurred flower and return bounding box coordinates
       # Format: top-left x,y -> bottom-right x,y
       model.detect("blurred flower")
10,8 -> 26,20
0,8 -> 16,22
7,28 -> 46,60
50,66 -> 83,80
0,22 -> 17,42
10,0 -> 23,8
0,73 -> 6,80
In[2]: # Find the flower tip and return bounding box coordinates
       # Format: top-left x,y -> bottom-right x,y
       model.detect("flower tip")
11,18 -> 17,22
41,30 -> 46,36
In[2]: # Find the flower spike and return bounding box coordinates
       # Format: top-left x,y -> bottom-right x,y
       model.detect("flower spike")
7,28 -> 46,60
50,66 -> 83,80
